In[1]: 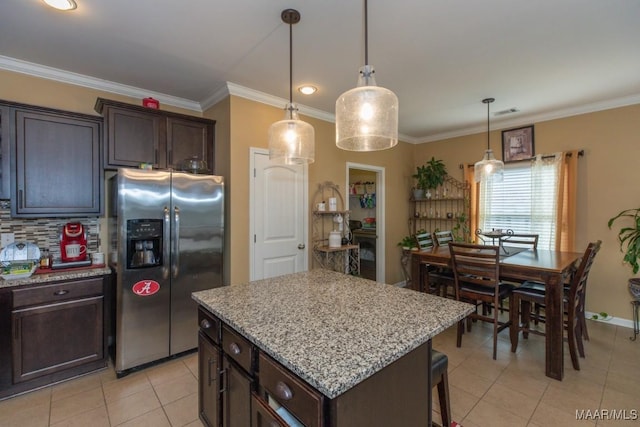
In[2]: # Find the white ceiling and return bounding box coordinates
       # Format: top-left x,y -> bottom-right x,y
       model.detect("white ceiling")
1,0 -> 639,143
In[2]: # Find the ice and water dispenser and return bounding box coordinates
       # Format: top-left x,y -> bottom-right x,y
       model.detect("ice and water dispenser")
126,219 -> 162,269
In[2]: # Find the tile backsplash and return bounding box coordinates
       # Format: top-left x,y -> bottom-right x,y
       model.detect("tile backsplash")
0,203 -> 99,260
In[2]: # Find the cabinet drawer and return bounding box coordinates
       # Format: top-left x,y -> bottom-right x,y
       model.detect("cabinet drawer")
12,277 -> 103,309
259,353 -> 323,427
222,324 -> 254,373
251,393 -> 288,427
198,307 -> 220,344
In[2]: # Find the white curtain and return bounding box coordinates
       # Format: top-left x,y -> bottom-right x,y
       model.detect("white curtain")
530,153 -> 562,249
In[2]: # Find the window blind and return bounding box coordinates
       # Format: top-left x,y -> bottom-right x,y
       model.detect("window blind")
478,161 -> 558,249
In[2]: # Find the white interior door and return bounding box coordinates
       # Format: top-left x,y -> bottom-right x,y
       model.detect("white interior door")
250,149 -> 308,280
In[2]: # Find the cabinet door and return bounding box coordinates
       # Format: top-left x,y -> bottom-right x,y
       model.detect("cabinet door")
105,106 -> 164,169
166,117 -> 214,172
11,295 -> 103,383
13,110 -> 102,216
222,356 -> 252,427
199,332 -> 221,427
0,105 -> 11,200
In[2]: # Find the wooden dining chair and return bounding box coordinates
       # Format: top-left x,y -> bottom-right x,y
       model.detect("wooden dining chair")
494,233 -> 539,314
499,233 -> 538,250
509,240 -> 601,370
416,232 -> 440,295
449,242 -> 515,359
422,231 -> 455,298
416,232 -> 453,296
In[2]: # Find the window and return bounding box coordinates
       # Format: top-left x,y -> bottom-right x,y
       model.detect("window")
478,155 -> 562,250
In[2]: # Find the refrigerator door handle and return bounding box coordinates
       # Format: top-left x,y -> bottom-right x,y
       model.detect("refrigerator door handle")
172,206 -> 180,278
163,206 -> 170,279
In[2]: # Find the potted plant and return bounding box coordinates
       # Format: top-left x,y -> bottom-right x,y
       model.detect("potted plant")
398,235 -> 417,250
607,207 -> 640,300
413,157 -> 447,199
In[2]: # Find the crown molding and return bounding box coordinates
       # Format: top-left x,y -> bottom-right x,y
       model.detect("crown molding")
416,92 -> 640,144
0,55 -> 202,112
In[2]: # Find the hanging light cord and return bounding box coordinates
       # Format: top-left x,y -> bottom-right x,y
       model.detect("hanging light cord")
364,0 -> 368,65
288,17 -> 293,105
486,100 -> 490,150
483,98 -> 495,150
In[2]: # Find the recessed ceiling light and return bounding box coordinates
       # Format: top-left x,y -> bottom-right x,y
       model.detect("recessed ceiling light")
43,0 -> 77,11
298,85 -> 317,95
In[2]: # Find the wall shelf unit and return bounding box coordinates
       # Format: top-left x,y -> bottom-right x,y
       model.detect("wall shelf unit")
311,182 -> 359,275
408,175 -> 471,241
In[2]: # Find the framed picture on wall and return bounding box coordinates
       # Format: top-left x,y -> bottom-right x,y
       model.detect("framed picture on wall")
502,125 -> 534,162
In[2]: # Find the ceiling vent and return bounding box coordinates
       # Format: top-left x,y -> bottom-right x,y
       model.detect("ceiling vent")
494,107 -> 519,116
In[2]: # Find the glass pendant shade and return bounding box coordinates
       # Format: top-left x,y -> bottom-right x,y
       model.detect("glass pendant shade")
336,66 -> 398,151
268,9 -> 315,164
474,149 -> 504,182
43,0 -> 77,10
269,103 -> 315,165
474,97 -> 504,182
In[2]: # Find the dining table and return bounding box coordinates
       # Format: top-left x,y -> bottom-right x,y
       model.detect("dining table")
410,244 -> 583,381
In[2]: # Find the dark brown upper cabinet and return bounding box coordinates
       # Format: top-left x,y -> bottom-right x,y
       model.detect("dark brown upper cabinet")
1,101 -> 102,217
95,98 -> 215,173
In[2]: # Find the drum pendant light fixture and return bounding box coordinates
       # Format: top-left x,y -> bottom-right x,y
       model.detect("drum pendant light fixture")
335,0 -> 398,151
268,9 -> 315,164
474,98 -> 504,182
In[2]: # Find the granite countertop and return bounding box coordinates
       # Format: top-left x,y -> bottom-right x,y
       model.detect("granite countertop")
192,269 -> 473,399
0,266 -> 112,288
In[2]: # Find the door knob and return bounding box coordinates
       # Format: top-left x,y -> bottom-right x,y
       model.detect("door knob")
298,244 -> 305,250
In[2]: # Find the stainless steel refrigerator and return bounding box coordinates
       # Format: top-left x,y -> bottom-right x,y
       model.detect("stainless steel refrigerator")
108,169 -> 224,374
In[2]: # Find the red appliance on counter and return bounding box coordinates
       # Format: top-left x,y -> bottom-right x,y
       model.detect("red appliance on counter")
60,222 -> 87,262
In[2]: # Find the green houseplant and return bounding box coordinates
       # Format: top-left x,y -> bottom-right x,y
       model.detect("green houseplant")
608,207 -> 640,274
398,235 -> 417,250
413,157 -> 447,199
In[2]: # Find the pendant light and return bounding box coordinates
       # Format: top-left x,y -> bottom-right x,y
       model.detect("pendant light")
268,9 -> 315,164
474,98 -> 504,182
335,0 -> 398,151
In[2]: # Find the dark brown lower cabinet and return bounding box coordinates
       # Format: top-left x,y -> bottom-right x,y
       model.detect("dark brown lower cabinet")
199,332 -> 221,427
199,308 -> 253,427
11,277 -> 105,384
0,276 -> 109,399
223,355 -> 252,427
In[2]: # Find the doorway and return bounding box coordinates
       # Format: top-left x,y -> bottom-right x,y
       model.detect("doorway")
250,148 -> 308,280
346,163 -> 385,282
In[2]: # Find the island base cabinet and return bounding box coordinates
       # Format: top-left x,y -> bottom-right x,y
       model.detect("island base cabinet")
222,356 -> 252,427
199,332 -> 221,427
330,341 -> 431,426
199,308 -> 254,427
256,341 -> 431,427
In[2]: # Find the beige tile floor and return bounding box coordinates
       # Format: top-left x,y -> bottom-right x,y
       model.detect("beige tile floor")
0,318 -> 638,426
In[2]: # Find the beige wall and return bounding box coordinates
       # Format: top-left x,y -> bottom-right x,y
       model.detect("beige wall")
414,104 -> 640,320
3,68 -> 639,320
207,96 -> 415,286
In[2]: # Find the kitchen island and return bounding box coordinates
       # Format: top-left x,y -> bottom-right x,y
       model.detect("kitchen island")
192,269 -> 472,427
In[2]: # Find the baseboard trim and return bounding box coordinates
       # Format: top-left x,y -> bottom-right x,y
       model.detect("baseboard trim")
585,310 -> 635,330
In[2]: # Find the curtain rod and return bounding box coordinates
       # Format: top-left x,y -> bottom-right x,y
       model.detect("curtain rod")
462,150 -> 584,169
